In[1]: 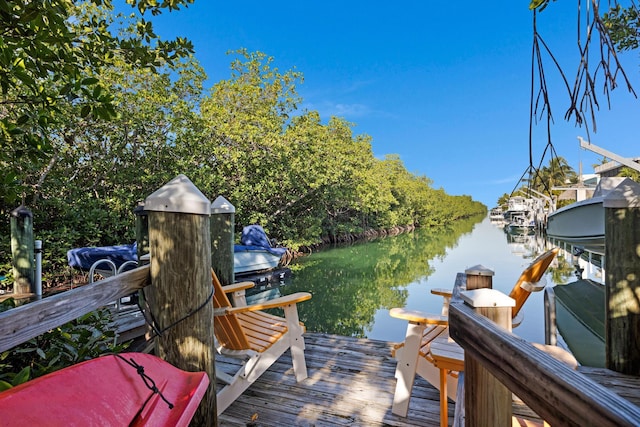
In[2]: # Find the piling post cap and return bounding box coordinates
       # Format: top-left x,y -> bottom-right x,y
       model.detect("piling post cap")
465,264 -> 495,276
603,178 -> 640,208
133,200 -> 147,215
211,195 -> 236,214
10,205 -> 32,218
461,288 -> 515,308
145,174 -> 211,215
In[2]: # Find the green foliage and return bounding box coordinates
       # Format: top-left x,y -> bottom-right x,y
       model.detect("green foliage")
604,4 -> 640,52
0,5 -> 486,287
529,0 -> 556,12
0,303 -> 127,389
532,156 -> 578,194
497,193 -> 511,209
0,0 -> 194,207
506,157 -> 578,208
286,215 -> 483,338
0,5 -> 205,282
619,166 -> 640,181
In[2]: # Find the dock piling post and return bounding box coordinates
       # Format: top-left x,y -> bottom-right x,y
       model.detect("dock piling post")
464,265 -> 494,290
210,196 -> 235,285
604,180 -> 640,375
133,201 -> 149,260
10,206 -> 34,295
145,174 -> 217,425
543,286 -> 557,346
460,288 -> 514,426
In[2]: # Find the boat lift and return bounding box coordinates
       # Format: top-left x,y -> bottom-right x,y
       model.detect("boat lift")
578,136 -> 640,173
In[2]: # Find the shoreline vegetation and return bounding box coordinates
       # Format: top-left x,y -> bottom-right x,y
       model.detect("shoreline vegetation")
0,5 -> 485,291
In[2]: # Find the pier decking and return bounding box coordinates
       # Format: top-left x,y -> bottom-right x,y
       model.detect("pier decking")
217,333 -> 542,426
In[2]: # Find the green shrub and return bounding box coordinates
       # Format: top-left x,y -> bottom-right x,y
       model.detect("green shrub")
0,299 -> 128,391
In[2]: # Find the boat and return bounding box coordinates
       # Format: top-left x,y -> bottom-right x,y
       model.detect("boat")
0,353 -> 209,426
506,211 -> 536,234
503,196 -> 531,221
547,279 -> 605,368
67,224 -> 290,277
67,242 -> 138,272
545,177 -> 637,255
489,206 -> 504,221
234,225 -> 288,276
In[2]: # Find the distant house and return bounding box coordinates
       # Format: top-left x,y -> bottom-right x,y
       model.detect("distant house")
594,158 -> 640,178
555,173 -> 598,202
553,158 -> 639,204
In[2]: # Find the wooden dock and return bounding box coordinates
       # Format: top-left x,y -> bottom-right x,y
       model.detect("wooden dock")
216,333 -> 543,426
116,302 -> 639,426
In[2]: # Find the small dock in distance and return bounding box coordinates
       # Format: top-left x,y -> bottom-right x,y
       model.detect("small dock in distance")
217,333 -> 543,426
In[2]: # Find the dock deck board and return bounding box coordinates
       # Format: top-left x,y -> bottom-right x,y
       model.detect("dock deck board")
216,333 -> 542,426
579,366 -> 640,407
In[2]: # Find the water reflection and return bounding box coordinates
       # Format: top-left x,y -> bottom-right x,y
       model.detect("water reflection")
547,244 -> 604,285
498,223 -> 585,286
259,215 -> 588,345
284,216 -> 483,338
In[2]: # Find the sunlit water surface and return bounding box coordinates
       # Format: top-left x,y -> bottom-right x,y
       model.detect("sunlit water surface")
267,216 -> 580,345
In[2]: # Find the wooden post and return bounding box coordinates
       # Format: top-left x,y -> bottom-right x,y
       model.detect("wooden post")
10,206 -> 34,295
461,288 -> 514,426
544,286 -> 557,346
464,264 -> 494,290
210,196 -> 235,285
133,201 -> 149,261
604,179 -> 640,375
145,174 -> 217,425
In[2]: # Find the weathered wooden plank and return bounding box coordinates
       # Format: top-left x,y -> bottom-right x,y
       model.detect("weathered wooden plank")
111,308 -> 147,343
217,333 -> 542,426
449,300 -> 640,426
217,333 -> 445,426
579,366 -> 640,406
0,265 -> 151,353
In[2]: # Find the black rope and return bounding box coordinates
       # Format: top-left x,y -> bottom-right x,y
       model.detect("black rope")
138,285 -> 215,338
114,354 -> 174,410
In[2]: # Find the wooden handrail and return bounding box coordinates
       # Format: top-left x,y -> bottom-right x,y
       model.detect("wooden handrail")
449,299 -> 640,426
0,265 -> 151,353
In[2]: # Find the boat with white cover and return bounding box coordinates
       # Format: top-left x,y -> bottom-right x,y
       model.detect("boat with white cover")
546,177 -> 637,254
234,225 -> 287,276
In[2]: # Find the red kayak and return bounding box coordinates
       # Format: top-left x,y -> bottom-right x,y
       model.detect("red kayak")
0,353 -> 209,426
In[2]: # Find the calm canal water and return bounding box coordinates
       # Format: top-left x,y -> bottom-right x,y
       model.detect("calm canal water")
269,215 -> 579,345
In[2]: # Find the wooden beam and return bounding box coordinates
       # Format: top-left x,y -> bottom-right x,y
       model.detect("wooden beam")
461,289 -> 513,427
145,174 -> 216,425
0,265 -> 150,353
604,180 -> 640,374
449,300 -> 640,426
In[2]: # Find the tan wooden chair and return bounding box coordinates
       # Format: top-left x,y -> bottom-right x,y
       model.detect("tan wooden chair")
390,248 -> 559,417
212,270 -> 312,415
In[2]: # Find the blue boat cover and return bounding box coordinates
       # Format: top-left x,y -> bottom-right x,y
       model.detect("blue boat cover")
234,225 -> 286,256
67,242 -> 138,270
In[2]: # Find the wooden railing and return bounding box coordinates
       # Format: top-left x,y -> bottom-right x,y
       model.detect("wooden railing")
0,265 -> 151,353
449,296 -> 640,426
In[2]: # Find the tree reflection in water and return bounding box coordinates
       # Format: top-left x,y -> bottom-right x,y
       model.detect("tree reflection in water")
281,215 -> 483,338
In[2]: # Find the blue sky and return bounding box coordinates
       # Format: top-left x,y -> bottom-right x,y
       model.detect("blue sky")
144,1 -> 640,207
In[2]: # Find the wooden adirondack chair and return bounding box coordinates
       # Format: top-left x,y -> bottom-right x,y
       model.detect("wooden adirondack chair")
390,248 -> 559,417
212,270 -> 312,415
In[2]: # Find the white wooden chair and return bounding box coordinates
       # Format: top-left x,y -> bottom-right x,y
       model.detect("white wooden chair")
212,270 -> 311,415
390,248 -> 559,417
